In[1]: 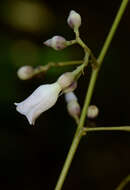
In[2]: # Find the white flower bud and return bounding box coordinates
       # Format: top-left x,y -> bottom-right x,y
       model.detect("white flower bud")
67,101 -> 80,117
65,91 -> 77,103
57,72 -> 75,90
17,65 -> 34,80
67,10 -> 81,29
44,36 -> 67,50
15,82 -> 62,125
65,92 -> 80,118
87,105 -> 99,119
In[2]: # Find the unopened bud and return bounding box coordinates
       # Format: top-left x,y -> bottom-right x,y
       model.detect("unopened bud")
65,92 -> 80,118
67,10 -> 81,29
57,72 -> 75,90
65,91 -> 77,103
87,105 -> 99,119
67,101 -> 80,118
44,36 -> 67,50
17,65 -> 34,80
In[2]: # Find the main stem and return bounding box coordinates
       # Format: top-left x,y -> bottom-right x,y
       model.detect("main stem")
115,175 -> 130,190
54,1 -> 129,190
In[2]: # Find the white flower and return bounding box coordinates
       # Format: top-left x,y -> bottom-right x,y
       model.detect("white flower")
15,82 -> 62,125
15,71 -> 76,125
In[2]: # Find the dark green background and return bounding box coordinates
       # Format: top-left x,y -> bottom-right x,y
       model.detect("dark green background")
0,0 -> 130,189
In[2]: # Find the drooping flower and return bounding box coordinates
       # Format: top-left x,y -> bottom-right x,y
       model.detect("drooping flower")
15,71 -> 76,125
15,82 -> 62,125
67,10 -> 81,29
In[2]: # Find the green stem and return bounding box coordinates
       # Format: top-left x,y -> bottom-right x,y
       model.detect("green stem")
98,0 -> 129,65
33,60 -> 83,76
77,37 -> 98,67
66,40 -> 77,46
56,60 -> 83,66
84,126 -> 130,133
72,52 -> 89,78
115,175 -> 130,190
54,1 -> 129,190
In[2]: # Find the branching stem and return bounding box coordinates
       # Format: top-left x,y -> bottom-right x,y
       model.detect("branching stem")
54,1 -> 129,190
83,126 -> 130,133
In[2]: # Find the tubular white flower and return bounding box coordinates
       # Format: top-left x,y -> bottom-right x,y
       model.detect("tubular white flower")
15,82 -> 62,125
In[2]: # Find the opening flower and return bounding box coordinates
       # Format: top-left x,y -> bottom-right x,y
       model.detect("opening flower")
15,82 -> 62,125
15,71 -> 76,125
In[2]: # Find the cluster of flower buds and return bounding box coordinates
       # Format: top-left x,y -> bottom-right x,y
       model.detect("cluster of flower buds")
43,10 -> 81,51
15,10 -> 99,125
15,71 -> 77,125
65,92 -> 80,121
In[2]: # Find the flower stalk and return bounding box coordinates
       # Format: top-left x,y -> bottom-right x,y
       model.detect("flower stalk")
54,0 -> 129,190
83,126 -> 130,133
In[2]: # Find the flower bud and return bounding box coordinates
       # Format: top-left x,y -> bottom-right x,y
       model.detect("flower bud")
57,72 -> 75,90
65,91 -> 77,102
67,101 -> 80,118
87,105 -> 99,119
17,65 -> 34,80
65,92 -> 80,118
44,36 -> 67,50
67,10 -> 81,29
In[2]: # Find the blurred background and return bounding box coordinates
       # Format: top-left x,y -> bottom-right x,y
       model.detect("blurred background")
0,0 -> 130,189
